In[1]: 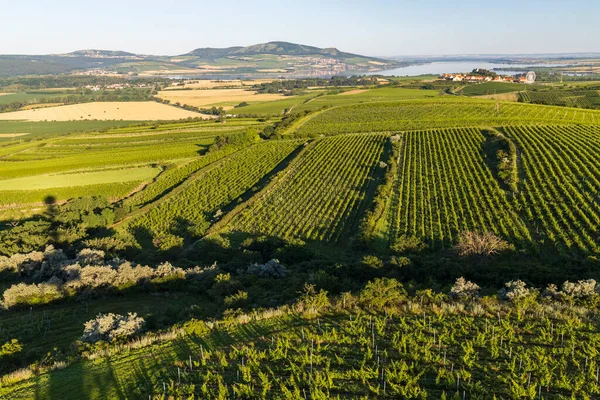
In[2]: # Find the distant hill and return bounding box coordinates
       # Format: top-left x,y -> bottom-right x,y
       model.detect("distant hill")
65,50 -> 140,58
185,41 -> 382,61
0,42 -> 398,78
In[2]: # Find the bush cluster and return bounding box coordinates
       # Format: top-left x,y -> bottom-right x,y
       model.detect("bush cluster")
1,248 -> 217,309
81,313 -> 145,343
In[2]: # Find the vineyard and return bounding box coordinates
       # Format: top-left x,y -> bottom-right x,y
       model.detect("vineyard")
3,87 -> 600,399
377,124 -> 600,256
294,99 -> 600,136
223,134 -> 388,243
386,128 -> 531,248
505,124 -> 600,255
519,89 -> 600,109
4,282 -> 600,399
126,140 -> 302,250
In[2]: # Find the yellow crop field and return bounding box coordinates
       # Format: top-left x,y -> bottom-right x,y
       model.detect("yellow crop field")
0,102 -> 206,121
163,79 -> 275,90
156,88 -> 286,110
21,103 -> 64,110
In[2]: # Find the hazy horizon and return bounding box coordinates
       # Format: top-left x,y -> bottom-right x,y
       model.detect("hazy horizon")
2,0 -> 598,57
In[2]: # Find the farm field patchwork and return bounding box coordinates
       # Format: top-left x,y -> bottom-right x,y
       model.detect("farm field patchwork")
156,88 -> 287,110
3,87 -> 600,400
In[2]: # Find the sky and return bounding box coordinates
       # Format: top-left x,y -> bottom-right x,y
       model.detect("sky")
0,0 -> 598,56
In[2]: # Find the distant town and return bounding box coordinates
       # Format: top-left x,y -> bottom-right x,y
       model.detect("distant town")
439,68 -> 535,83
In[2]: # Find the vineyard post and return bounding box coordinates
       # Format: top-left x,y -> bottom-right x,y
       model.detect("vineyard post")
189,355 -> 192,371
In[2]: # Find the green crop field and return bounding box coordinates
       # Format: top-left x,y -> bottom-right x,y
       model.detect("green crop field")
459,82 -> 524,96
0,120 -> 142,142
3,81 -> 600,400
0,166 -> 159,191
3,286 -> 600,399
385,128 -> 531,248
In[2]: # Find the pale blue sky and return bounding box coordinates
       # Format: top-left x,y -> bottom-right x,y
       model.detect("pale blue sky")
0,0 -> 597,56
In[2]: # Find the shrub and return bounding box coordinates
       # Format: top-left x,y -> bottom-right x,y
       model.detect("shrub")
0,339 -> 22,358
81,313 -> 145,343
361,255 -> 384,269
388,256 -> 411,268
500,280 -> 534,301
391,235 -> 425,254
454,231 -> 509,256
450,277 -> 480,299
224,290 -> 249,308
297,284 -> 330,315
2,277 -> 63,308
76,248 -> 105,266
561,279 -> 599,299
247,259 -> 288,278
359,278 -> 407,310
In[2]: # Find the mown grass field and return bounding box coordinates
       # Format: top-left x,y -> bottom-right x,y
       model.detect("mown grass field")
0,167 -> 160,191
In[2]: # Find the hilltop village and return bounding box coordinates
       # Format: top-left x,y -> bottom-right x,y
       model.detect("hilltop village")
440,68 -> 535,83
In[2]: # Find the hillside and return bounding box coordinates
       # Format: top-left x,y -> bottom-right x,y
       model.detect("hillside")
0,42 -> 399,78
186,41 -> 375,60
1,87 -> 600,398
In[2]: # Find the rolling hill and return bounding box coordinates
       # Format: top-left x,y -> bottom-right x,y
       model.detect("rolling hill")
0,42 -> 399,78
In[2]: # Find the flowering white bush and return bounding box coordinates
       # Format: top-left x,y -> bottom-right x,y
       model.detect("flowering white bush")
561,279 -> 599,299
500,280 -> 534,301
81,313 -> 145,343
76,248 -> 105,266
2,277 -> 63,308
450,277 -> 480,299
